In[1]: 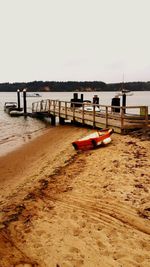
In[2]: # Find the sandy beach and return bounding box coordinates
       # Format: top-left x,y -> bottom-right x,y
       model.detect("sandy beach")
0,125 -> 150,267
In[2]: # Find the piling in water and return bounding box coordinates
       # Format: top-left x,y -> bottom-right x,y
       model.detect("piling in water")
23,88 -> 27,114
17,89 -> 21,110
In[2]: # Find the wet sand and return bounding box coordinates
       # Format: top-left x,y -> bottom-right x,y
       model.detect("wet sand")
0,125 -> 150,267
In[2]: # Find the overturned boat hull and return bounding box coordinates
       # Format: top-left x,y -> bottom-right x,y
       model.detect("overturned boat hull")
72,129 -> 114,150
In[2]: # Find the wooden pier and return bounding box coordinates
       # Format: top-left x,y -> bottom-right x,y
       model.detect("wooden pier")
32,99 -> 150,134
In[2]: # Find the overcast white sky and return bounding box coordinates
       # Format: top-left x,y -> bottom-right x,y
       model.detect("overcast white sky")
0,0 -> 150,83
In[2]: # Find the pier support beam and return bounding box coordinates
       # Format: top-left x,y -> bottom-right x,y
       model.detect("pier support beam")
122,93 -> 126,114
23,88 -> 27,114
17,89 -> 20,110
51,115 -> 56,126
59,117 -> 65,125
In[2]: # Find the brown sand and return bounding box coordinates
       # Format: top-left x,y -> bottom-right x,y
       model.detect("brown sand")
0,125 -> 150,267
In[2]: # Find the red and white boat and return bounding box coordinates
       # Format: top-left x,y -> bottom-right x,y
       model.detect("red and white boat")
72,128 -> 114,150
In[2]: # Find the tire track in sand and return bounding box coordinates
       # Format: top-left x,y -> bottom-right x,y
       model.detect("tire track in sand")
55,194 -> 150,236
0,147 -> 150,267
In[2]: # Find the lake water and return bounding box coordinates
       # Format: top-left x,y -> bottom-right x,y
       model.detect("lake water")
0,91 -> 150,156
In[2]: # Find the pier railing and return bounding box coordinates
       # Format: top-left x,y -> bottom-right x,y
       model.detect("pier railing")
32,99 -> 149,133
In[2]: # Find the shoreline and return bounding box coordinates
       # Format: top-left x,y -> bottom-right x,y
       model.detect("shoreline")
0,126 -> 150,267
0,125 -> 88,205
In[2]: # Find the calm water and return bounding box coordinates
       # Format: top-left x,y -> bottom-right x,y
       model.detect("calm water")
0,91 -> 150,156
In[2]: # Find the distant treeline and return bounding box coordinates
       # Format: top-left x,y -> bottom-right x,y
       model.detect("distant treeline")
0,81 -> 150,92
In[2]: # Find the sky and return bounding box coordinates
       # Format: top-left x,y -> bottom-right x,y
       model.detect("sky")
0,0 -> 150,83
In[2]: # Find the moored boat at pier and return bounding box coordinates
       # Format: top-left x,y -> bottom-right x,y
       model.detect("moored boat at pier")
9,109 -> 24,117
25,92 -> 42,97
4,102 -> 17,113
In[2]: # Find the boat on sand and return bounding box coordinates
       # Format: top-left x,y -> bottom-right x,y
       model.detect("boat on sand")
72,128 -> 114,150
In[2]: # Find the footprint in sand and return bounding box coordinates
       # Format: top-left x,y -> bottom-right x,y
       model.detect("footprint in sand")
134,254 -> 149,264
69,246 -> 80,253
73,226 -> 82,236
96,240 -> 107,250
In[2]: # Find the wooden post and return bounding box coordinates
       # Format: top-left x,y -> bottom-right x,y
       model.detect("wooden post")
73,103 -> 75,123
122,93 -> 126,114
51,100 -> 53,113
106,106 -> 108,127
59,101 -> 61,117
121,107 -> 124,131
53,100 -> 55,115
82,103 -> 84,124
81,93 -> 84,102
144,106 -> 148,128
59,117 -> 65,125
51,115 -> 56,126
37,102 -> 40,112
40,100 -> 43,111
65,102 -> 67,119
17,89 -> 20,110
93,105 -> 95,128
45,100 -> 48,111
32,103 -> 34,113
59,101 -> 65,124
23,88 -> 27,114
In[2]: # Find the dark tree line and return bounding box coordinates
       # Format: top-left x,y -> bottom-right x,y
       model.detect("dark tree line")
0,81 -> 150,92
